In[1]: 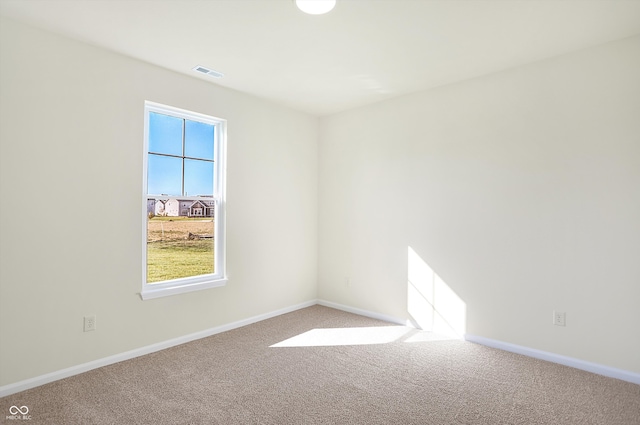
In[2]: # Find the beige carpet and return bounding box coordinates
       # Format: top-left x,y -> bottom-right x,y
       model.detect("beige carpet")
1,305 -> 639,424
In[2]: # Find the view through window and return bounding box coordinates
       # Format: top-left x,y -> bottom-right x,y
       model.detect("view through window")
143,102 -> 226,295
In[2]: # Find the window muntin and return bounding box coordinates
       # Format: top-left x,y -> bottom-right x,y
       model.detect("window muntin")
142,102 -> 226,300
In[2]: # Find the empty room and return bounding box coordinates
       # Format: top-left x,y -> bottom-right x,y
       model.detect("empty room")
0,0 -> 639,423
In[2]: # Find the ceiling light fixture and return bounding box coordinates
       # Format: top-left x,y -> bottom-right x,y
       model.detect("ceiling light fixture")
295,0 -> 336,15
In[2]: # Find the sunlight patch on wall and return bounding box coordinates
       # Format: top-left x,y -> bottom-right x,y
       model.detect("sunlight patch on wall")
408,246 -> 467,338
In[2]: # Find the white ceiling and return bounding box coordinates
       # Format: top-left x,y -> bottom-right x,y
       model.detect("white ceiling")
2,0 -> 640,116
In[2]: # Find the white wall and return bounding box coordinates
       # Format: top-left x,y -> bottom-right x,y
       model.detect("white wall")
0,18 -> 318,386
318,35 -> 640,373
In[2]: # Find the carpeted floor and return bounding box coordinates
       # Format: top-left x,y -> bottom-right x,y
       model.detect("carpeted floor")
1,305 -> 639,424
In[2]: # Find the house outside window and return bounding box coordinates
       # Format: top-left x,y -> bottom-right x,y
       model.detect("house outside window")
142,101 -> 227,300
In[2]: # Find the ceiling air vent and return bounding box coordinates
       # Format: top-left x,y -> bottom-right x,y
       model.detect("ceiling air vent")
193,65 -> 224,78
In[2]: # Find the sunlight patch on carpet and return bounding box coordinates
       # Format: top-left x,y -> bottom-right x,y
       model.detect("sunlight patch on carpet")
270,326 -> 413,347
270,325 -> 458,347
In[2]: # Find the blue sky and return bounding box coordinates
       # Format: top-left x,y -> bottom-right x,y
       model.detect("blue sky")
147,112 -> 215,196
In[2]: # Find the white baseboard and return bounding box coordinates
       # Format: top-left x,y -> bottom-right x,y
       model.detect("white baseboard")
465,334 -> 640,386
317,299 -> 418,328
0,299 -> 317,398
4,300 -> 638,397
317,300 -> 640,386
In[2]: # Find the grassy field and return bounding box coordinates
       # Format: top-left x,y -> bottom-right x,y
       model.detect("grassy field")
147,217 -> 214,283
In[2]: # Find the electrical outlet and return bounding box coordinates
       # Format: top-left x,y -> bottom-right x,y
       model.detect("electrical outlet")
84,315 -> 96,332
553,311 -> 566,327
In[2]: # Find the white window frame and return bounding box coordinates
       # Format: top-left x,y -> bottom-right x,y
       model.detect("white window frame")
141,101 -> 227,300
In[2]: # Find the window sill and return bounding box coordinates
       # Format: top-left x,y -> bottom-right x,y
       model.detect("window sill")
140,277 -> 228,300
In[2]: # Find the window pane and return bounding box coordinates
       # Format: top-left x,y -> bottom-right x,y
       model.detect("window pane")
184,159 -> 214,196
149,112 -> 183,156
146,207 -> 214,283
148,154 -> 182,196
185,120 -> 214,160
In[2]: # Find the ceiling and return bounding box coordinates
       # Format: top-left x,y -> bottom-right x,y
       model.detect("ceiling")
2,0 -> 640,116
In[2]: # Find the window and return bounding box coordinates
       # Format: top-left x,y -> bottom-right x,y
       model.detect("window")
141,101 -> 226,300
